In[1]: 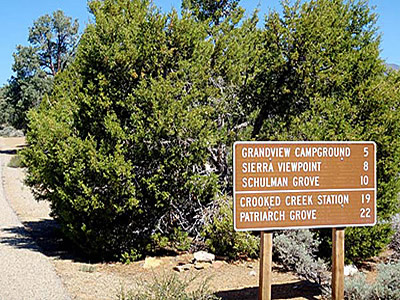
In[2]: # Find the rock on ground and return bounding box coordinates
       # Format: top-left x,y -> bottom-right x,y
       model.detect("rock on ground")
193,251 -> 215,263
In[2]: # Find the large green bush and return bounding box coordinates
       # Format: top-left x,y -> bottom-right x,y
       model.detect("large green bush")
22,0 -> 261,260
244,0 -> 400,262
23,0 -> 226,259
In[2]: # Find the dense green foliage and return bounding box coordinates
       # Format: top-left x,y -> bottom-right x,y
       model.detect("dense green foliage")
344,225 -> 393,263
246,0 -> 400,263
202,197 -> 259,259
0,87 -> 12,125
23,0 -> 400,262
4,10 -> 79,130
182,0 -> 239,25
23,0 -> 231,259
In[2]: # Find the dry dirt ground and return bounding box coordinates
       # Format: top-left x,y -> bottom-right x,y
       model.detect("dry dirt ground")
0,137 -> 381,300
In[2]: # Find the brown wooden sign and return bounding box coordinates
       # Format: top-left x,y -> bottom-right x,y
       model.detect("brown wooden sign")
233,141 -> 376,231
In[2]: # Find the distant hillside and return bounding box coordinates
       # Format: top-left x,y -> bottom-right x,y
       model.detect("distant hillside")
386,63 -> 400,71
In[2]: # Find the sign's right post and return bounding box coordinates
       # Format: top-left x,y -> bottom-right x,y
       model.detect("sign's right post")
332,228 -> 345,300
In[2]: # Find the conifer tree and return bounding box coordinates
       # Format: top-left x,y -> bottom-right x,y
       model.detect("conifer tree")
5,10 -> 78,129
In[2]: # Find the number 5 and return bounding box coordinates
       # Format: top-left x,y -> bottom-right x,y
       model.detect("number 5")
364,147 -> 369,157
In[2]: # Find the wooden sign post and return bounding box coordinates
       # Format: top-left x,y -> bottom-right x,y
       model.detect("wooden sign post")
332,228 -> 345,300
233,141 -> 376,300
259,231 -> 273,300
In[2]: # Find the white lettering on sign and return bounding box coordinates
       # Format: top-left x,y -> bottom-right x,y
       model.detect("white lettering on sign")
242,162 -> 274,173
242,177 -> 288,188
292,176 -> 320,187
294,147 -> 351,158
240,196 -> 281,208
289,209 -> 317,221
234,141 -> 376,231
317,194 -> 349,206
278,161 -> 322,172
240,210 -> 285,222
241,147 -> 291,158
285,195 -> 313,206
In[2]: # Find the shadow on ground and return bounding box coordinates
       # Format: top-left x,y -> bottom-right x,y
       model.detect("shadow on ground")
0,219 -> 89,262
0,143 -> 26,155
215,281 -> 321,300
0,149 -> 18,155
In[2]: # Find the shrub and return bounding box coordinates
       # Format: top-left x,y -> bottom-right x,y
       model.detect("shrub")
344,273 -> 372,300
22,0 -> 232,260
22,0 -> 400,264
344,225 -> 393,264
120,249 -> 143,264
118,273 -> 219,300
371,262 -> 400,299
146,227 -> 191,254
202,197 -> 259,259
273,230 -> 330,295
79,264 -> 97,273
0,125 -> 24,137
169,227 -> 191,252
345,262 -> 400,300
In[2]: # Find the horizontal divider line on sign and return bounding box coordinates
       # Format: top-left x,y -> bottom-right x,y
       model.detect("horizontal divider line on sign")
235,188 -> 375,194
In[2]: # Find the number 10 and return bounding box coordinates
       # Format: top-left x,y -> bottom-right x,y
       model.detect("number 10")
361,175 -> 369,186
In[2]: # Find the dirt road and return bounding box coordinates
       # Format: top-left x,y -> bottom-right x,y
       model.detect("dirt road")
0,137 -> 70,300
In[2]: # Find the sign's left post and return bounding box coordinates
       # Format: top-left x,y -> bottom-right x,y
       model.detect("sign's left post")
258,231 -> 273,300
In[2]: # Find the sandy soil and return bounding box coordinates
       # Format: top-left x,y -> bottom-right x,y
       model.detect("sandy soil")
4,136 -> 379,300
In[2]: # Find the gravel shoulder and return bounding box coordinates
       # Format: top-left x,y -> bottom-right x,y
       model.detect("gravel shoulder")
1,137 -> 323,300
0,137 -> 70,300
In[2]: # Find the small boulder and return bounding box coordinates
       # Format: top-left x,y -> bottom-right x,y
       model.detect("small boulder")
143,257 -> 162,269
193,251 -> 215,263
344,265 -> 358,276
